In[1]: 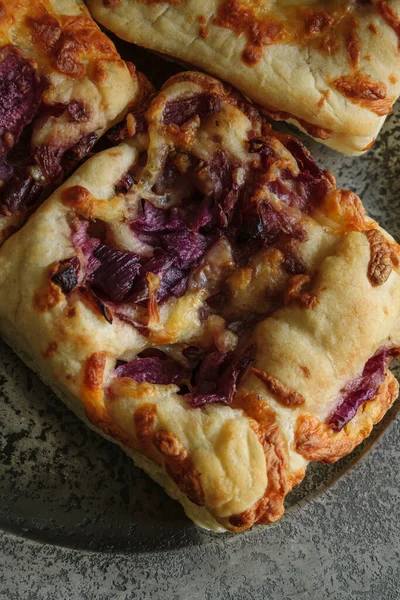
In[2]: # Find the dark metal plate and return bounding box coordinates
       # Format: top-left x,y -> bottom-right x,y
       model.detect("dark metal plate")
0,43 -> 399,597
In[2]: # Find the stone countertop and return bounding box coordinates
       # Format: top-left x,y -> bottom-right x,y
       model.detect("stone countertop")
1,414 -> 399,600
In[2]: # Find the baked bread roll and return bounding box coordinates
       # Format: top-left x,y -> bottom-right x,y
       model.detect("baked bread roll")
0,0 -> 147,245
1,72 -> 399,532
87,0 -> 400,155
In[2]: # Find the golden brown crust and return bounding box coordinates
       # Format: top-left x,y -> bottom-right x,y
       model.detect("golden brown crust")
43,341 -> 58,358
81,353 -> 110,427
0,0 -> 139,244
294,372 -> 399,464
103,0 -> 124,7
153,430 -> 205,506
81,357 -> 143,453
228,392 -> 289,530
199,25 -> 209,39
153,428 -> 184,457
287,467 -> 307,492
27,6 -> 120,79
366,229 -> 393,286
133,402 -> 160,462
345,15 -> 360,70
317,188 -> 367,232
284,274 -> 318,310
87,0 -> 400,153
0,72 -> 399,533
376,0 -> 400,47
83,351 -> 107,391
249,368 -> 305,408
138,0 -> 183,4
33,278 -> 63,313
61,186 -> 94,217
213,0 -> 284,67
212,1 -> 365,69
332,73 -> 393,117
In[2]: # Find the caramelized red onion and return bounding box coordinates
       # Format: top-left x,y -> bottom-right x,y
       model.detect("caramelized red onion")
69,121 -> 335,341
113,347 -> 254,408
188,347 -> 254,407
328,349 -> 392,431
0,46 -> 44,156
115,355 -> 189,385
162,94 -> 222,126
91,244 -> 140,303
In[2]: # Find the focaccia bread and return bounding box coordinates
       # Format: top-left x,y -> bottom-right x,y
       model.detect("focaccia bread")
0,0 -> 146,245
87,0 -> 400,155
1,72 -> 399,532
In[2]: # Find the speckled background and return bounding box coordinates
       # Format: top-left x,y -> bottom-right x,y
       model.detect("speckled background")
0,44 -> 400,600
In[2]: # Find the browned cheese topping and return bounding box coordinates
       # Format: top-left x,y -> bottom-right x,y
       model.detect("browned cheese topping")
212,0 -> 398,116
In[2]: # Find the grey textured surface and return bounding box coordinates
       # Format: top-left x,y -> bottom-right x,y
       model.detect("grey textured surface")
0,418 -> 399,600
1,46 -> 400,599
